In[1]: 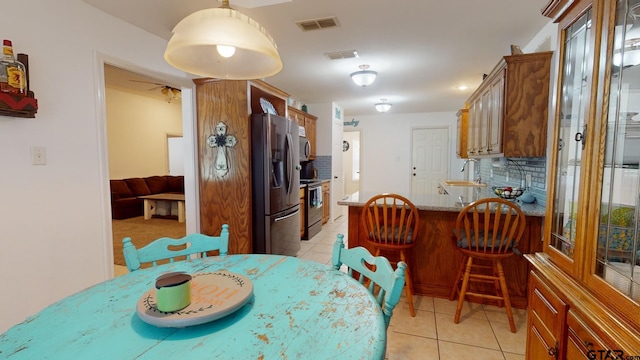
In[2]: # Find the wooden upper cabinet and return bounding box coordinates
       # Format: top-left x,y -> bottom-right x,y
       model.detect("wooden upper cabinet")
465,51 -> 552,158
456,108 -> 469,158
288,107 -> 317,160
466,96 -> 480,157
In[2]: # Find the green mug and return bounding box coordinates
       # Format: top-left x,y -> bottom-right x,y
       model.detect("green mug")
155,272 -> 192,312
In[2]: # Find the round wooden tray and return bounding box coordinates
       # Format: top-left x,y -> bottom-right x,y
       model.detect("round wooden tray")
136,271 -> 253,328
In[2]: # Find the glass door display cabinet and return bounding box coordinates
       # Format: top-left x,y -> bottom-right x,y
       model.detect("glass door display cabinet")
545,3 -> 595,276
585,0 -> 640,316
527,0 -> 640,357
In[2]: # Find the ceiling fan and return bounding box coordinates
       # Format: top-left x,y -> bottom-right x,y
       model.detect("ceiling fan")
129,79 -> 181,102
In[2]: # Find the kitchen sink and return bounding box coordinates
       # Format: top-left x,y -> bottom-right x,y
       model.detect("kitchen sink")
443,180 -> 487,187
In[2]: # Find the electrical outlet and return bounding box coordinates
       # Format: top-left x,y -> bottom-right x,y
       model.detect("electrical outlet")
526,174 -> 532,188
31,146 -> 47,165
490,168 -> 493,178
506,171 -> 509,182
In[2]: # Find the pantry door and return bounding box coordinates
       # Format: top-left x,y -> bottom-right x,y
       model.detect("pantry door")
411,127 -> 449,196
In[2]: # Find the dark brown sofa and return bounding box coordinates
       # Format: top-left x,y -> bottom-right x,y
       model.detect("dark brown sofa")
110,175 -> 184,219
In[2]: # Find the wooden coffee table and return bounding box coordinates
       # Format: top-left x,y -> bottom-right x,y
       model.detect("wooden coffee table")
138,193 -> 185,222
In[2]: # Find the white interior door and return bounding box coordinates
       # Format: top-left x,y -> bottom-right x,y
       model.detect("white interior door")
411,127 -> 449,196
342,131 -> 360,196
332,116 -> 345,220
167,135 -> 184,175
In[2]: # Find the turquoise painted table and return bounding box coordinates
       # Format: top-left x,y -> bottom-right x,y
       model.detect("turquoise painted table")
0,255 -> 386,359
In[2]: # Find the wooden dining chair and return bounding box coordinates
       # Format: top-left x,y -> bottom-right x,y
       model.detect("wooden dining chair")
449,198 -> 526,333
360,193 -> 419,317
122,224 -> 229,272
331,234 -> 406,329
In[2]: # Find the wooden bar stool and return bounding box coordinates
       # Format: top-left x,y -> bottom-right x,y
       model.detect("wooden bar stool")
449,198 -> 526,332
360,193 -> 419,317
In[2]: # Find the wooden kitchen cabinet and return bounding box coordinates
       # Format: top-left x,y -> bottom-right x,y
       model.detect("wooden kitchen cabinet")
288,107 -> 317,160
456,108 -> 468,158
526,254 -> 639,359
465,51 -> 551,157
322,181 -> 330,224
525,0 -> 640,357
345,204 -> 543,308
527,271 -> 567,359
566,311 -> 611,359
467,96 -> 481,156
300,187 -> 305,237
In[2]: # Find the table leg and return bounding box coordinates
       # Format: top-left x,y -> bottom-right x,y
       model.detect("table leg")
143,199 -> 156,220
178,200 -> 185,223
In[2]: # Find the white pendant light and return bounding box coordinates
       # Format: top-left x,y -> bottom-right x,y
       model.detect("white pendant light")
350,65 -> 377,87
164,0 -> 282,80
375,99 -> 392,113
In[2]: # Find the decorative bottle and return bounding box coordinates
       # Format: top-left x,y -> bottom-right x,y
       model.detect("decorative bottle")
0,40 -> 26,95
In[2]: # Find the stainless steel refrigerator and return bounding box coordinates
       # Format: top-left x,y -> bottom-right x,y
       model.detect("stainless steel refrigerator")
251,113 -> 301,256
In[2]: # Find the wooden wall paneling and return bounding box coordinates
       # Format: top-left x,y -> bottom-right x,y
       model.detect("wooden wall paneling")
195,79 -> 252,254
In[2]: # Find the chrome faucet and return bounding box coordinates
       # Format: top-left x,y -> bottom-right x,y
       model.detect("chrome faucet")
460,159 -> 482,184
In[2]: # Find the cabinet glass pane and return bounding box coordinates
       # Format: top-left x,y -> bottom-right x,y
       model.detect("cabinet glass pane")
596,0 -> 640,300
550,11 -> 592,258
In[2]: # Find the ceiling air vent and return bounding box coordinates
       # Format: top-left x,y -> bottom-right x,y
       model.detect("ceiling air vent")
324,50 -> 359,60
296,16 -> 339,32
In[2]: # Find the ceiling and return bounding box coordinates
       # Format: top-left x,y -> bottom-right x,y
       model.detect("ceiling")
90,0 -> 551,116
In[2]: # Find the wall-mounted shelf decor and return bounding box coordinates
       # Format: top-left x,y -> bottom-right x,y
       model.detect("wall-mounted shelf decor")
0,53 -> 38,118
0,92 -> 38,118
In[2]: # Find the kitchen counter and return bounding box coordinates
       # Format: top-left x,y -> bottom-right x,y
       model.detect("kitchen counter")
338,185 -> 545,308
339,186 -> 545,217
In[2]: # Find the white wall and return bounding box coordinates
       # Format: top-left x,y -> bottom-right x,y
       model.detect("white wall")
308,102 -> 333,156
106,87 -> 182,178
346,112 -> 458,196
0,0 -> 191,332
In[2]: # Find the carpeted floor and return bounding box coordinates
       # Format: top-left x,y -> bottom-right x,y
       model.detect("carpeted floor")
112,216 -> 186,266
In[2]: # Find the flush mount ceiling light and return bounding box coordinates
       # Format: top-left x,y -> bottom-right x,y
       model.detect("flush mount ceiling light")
350,65 -> 377,87
164,0 -> 282,80
375,99 -> 392,113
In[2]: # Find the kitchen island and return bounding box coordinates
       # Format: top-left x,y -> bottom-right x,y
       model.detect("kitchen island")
338,186 -> 545,308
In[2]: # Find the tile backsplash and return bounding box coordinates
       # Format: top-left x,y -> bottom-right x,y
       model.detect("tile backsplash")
477,157 -> 548,206
307,156 -> 332,180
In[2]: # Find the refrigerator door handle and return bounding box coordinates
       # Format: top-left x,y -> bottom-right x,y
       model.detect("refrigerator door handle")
286,133 -> 293,196
274,208 -> 301,222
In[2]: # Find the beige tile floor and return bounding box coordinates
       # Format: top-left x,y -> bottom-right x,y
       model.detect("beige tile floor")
114,215 -> 528,359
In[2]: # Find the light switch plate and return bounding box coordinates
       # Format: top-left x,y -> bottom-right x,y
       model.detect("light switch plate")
31,146 -> 47,165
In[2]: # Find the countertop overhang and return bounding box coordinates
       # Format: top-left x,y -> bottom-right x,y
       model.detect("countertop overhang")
338,186 -> 545,217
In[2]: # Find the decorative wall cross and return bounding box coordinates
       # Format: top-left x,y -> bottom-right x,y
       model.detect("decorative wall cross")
207,122 -> 237,177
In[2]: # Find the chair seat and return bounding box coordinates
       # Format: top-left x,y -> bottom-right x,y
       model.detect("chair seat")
455,231 -> 512,249
370,225 -> 414,243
